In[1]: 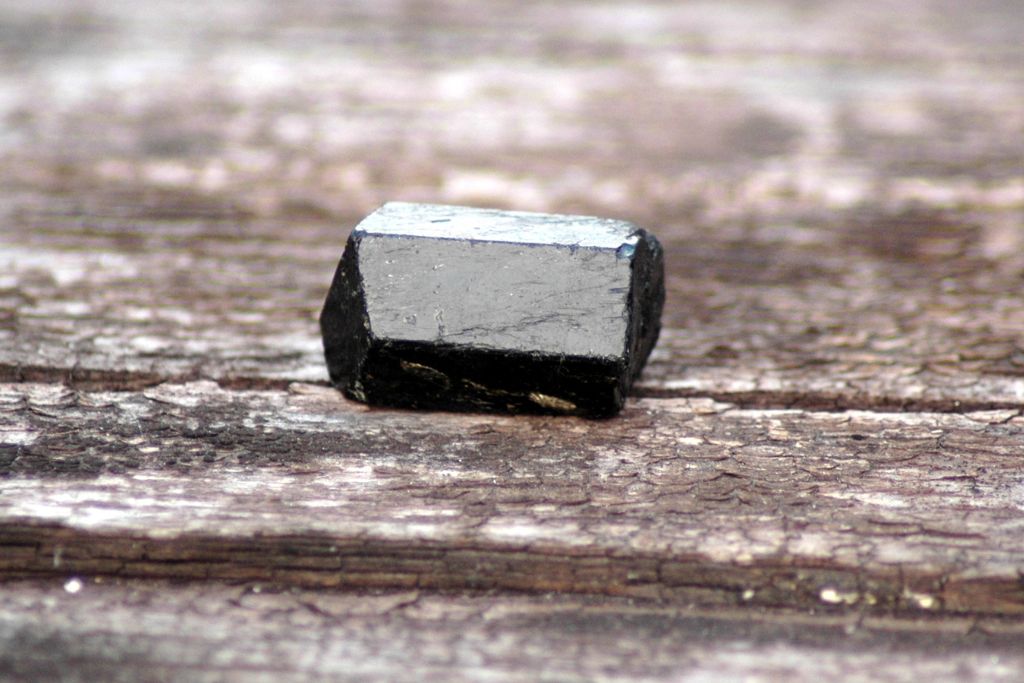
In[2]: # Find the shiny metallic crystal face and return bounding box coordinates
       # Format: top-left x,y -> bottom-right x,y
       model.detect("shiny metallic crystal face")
359,235 -> 633,359
320,202 -> 664,417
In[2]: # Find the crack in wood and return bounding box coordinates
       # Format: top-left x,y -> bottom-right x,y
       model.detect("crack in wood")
1,523 -> 1021,617
4,365 -> 1024,415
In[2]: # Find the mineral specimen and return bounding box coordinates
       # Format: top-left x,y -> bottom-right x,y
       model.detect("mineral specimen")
320,202 -> 664,417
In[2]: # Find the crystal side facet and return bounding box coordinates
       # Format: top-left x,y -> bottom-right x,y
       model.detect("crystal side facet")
319,202 -> 664,417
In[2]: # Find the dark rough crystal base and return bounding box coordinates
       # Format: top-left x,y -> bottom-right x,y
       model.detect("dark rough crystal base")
320,202 -> 664,418
355,342 -> 626,417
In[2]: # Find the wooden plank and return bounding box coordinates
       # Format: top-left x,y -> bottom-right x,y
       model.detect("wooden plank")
2,0 -> 1023,410
4,214 -> 1024,410
1,0 -> 1023,677
2,579 -> 1023,683
2,382 -> 1022,615
0,0 -> 1021,657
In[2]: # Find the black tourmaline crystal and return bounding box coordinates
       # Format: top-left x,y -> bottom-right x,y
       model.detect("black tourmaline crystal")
320,202 -> 664,417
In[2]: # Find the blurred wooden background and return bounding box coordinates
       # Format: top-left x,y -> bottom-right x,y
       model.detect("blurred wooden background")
1,0 -> 1023,680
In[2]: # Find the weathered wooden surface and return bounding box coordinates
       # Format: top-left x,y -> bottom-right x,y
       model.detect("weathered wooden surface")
2,0 -> 1024,678
2,381 -> 1024,616
4,579 -> 1024,683
7,206 -> 1024,411
2,0 -> 1023,411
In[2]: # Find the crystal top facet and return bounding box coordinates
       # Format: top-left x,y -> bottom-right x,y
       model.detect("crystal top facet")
354,202 -> 641,250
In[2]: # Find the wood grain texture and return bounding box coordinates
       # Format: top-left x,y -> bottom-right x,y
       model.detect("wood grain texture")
5,208 -> 1024,412
2,0 -> 1024,678
2,579 -> 1024,683
2,382 -> 1023,615
1,0 -> 1023,411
